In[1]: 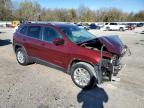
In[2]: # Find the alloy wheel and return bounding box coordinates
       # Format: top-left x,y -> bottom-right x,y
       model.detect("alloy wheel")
73,68 -> 91,87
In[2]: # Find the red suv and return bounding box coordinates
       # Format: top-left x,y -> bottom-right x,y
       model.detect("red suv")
13,23 -> 129,89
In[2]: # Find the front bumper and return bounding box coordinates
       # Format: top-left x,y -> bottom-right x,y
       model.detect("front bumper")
95,59 -> 124,84
96,45 -> 131,84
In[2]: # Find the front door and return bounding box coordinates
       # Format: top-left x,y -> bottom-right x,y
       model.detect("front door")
40,26 -> 70,68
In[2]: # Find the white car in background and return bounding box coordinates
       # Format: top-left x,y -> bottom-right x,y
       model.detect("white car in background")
104,23 -> 128,31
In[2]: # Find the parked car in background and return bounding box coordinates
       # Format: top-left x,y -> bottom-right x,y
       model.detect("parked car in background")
97,23 -> 105,28
6,24 -> 14,28
126,23 -> 135,30
13,23 -> 130,89
89,23 -> 100,30
104,23 -> 128,31
12,20 -> 20,27
136,23 -> 144,27
76,23 -> 89,30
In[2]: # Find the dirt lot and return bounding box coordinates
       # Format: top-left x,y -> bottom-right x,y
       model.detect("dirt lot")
0,27 -> 144,108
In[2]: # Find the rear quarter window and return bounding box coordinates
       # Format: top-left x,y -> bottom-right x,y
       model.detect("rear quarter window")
27,26 -> 41,39
19,26 -> 27,35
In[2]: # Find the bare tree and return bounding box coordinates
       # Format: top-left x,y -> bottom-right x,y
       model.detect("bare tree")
1,0 -> 144,22
16,1 -> 41,21
0,0 -> 13,20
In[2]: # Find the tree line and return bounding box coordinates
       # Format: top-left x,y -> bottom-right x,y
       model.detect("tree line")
0,0 -> 144,22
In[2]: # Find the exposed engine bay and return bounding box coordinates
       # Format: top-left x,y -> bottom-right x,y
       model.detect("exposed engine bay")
78,35 -> 131,83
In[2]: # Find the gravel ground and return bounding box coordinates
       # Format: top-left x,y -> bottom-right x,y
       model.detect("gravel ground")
0,27 -> 144,108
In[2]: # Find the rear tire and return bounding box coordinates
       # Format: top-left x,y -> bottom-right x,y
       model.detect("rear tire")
106,27 -> 110,31
16,48 -> 30,65
119,27 -> 124,31
70,62 -> 96,89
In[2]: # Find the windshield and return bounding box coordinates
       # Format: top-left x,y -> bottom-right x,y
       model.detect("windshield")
60,25 -> 96,43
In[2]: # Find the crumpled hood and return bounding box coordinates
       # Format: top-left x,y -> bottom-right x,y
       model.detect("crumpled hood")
97,35 -> 124,55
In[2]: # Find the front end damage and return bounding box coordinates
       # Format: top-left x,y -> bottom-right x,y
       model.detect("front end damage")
79,35 -> 131,83
97,45 -> 130,84
96,36 -> 131,84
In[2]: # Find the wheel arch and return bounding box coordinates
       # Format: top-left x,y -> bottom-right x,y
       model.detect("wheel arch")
14,44 -> 27,53
69,60 -> 99,89
14,44 -> 22,53
67,59 -> 97,75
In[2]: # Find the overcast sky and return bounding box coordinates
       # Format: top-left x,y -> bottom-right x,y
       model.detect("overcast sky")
13,0 -> 144,13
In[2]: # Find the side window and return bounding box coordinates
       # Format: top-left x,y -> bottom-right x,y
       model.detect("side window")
27,26 -> 41,39
110,23 -> 114,25
19,26 -> 27,35
110,23 -> 117,25
113,23 -> 117,25
105,23 -> 108,25
43,27 -> 62,43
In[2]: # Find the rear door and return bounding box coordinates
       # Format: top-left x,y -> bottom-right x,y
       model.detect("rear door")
110,23 -> 118,30
22,25 -> 44,58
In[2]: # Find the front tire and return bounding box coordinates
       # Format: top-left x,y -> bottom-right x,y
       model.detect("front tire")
119,27 -> 124,31
71,62 -> 96,89
16,48 -> 30,65
106,27 -> 110,31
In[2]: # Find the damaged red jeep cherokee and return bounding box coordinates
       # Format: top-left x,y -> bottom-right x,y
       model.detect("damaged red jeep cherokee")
13,23 -> 130,89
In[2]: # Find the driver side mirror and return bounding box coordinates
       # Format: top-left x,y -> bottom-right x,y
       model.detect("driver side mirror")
53,38 -> 65,46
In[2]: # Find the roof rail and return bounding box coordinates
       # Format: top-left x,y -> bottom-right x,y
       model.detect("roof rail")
21,21 -> 73,26
27,21 -> 71,24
